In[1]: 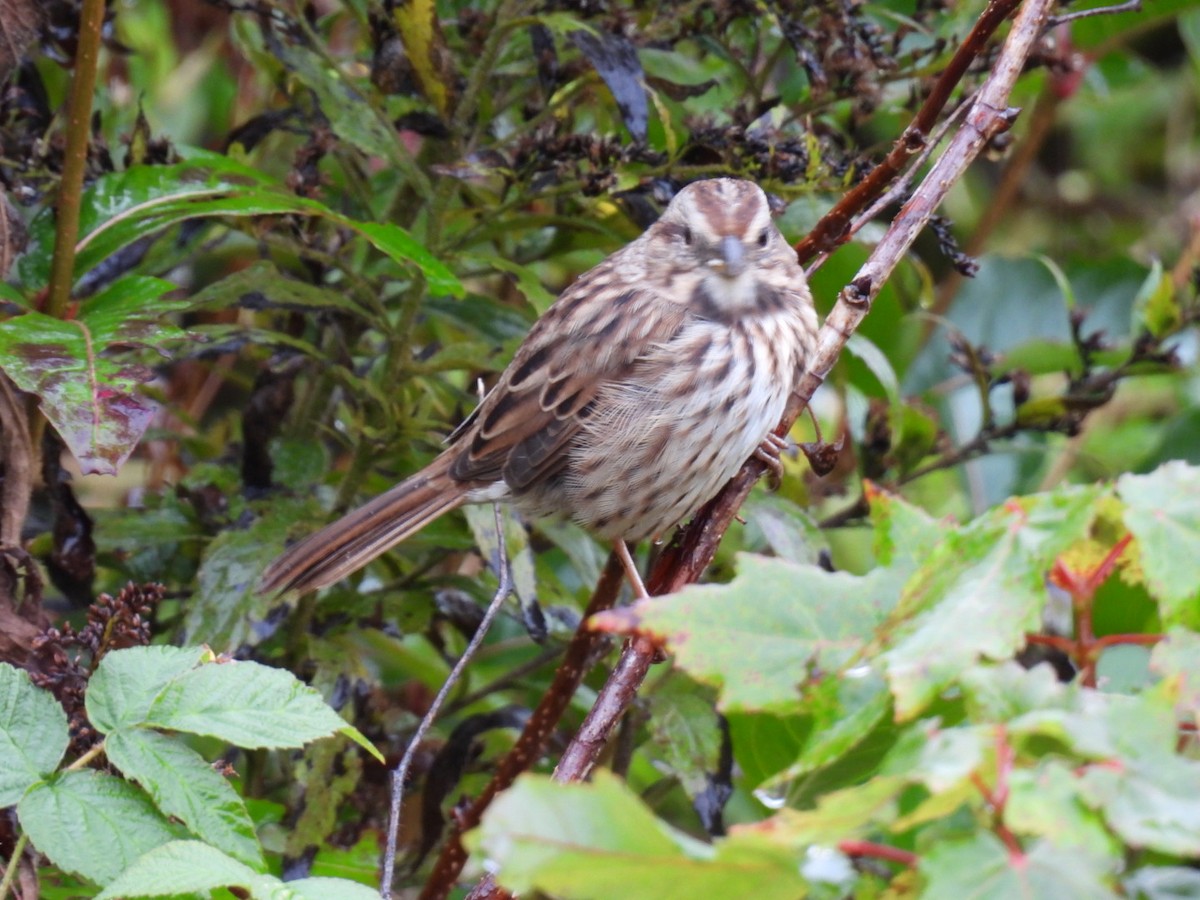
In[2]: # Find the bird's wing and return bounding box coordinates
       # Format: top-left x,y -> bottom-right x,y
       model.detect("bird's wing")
449,260 -> 689,491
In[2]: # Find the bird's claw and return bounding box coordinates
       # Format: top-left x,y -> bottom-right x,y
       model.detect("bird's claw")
754,433 -> 788,490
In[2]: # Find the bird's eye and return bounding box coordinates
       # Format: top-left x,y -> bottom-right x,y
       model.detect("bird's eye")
682,227 -> 694,245
757,229 -> 770,248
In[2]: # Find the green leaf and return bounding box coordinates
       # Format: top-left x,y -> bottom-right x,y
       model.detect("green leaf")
1131,260 -> 1181,338
882,486 -> 1099,719
352,220 -> 462,298
1005,760 -> 1122,863
920,833 -> 1119,899
95,840 -> 263,899
645,674 -> 722,799
1081,753 -> 1200,856
105,729 -> 264,869
280,876 -> 385,899
144,659 -> 350,749
739,495 -> 827,565
17,157 -> 273,287
869,484 -> 948,571
1150,629 -> 1200,729
18,159 -> 460,299
18,770 -> 178,884
188,260 -> 371,317
286,739 -> 364,858
185,496 -> 312,650
613,553 -> 902,712
467,772 -> 807,900
1123,866 -> 1200,900
0,663 -> 69,806
271,39 -> 403,161
93,838 -> 383,898
845,333 -> 901,403
1120,462 -> 1200,627
0,276 -> 185,474
87,646 -> 209,733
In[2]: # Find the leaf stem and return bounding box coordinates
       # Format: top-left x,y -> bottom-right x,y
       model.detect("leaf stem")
0,833 -> 29,900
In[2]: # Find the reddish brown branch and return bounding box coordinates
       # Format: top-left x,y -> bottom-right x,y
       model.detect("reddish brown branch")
794,0 -> 1023,264
838,840 -> 918,868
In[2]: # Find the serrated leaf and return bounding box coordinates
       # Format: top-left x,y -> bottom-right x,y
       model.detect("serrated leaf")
94,839 -> 265,898
145,659 -> 348,749
467,772 -> 806,900
1007,761 -> 1122,862
868,483 -> 947,571
920,833 -> 1119,899
1120,462 -> 1200,627
18,770 -> 179,884
0,276 -> 184,474
0,662 -> 69,806
105,729 -> 263,869
1150,629 -> 1200,728
605,553 -> 902,712
883,486 -> 1099,719
93,839 -> 381,899
1081,754 -> 1200,855
740,776 -> 906,846
87,646 -> 209,733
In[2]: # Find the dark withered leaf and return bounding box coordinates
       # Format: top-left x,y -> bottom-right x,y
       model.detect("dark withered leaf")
569,28 -> 648,141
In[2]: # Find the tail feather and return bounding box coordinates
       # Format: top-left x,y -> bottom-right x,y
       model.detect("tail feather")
259,453 -> 466,595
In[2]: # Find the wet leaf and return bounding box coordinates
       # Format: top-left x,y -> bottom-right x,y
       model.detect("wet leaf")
0,276 -> 185,474
467,771 -> 807,900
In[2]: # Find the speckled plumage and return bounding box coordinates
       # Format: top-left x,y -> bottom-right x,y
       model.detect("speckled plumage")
261,179 -> 818,595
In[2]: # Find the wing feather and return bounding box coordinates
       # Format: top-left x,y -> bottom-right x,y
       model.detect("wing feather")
449,262 -> 688,491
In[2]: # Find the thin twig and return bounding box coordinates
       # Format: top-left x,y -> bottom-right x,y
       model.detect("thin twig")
381,503 -> 513,899
418,552 -> 624,900
1047,0 -> 1140,26
793,0 -> 1024,263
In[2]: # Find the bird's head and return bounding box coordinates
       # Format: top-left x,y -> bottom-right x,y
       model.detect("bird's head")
649,178 -> 796,315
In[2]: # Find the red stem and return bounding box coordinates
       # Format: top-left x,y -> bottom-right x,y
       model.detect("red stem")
838,840 -> 918,868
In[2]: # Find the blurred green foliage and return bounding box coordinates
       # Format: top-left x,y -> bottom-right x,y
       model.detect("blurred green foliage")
4,0 -> 1200,896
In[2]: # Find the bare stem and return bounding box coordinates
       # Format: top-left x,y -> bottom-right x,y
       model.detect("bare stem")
381,504 -> 513,899
44,0 -> 106,319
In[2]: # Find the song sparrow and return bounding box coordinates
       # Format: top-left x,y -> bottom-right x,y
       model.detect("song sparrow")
260,178 -> 819,596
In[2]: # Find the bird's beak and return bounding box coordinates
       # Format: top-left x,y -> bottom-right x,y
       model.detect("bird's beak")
712,235 -> 746,278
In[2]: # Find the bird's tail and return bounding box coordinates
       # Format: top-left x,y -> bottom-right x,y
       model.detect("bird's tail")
259,451 -> 466,595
